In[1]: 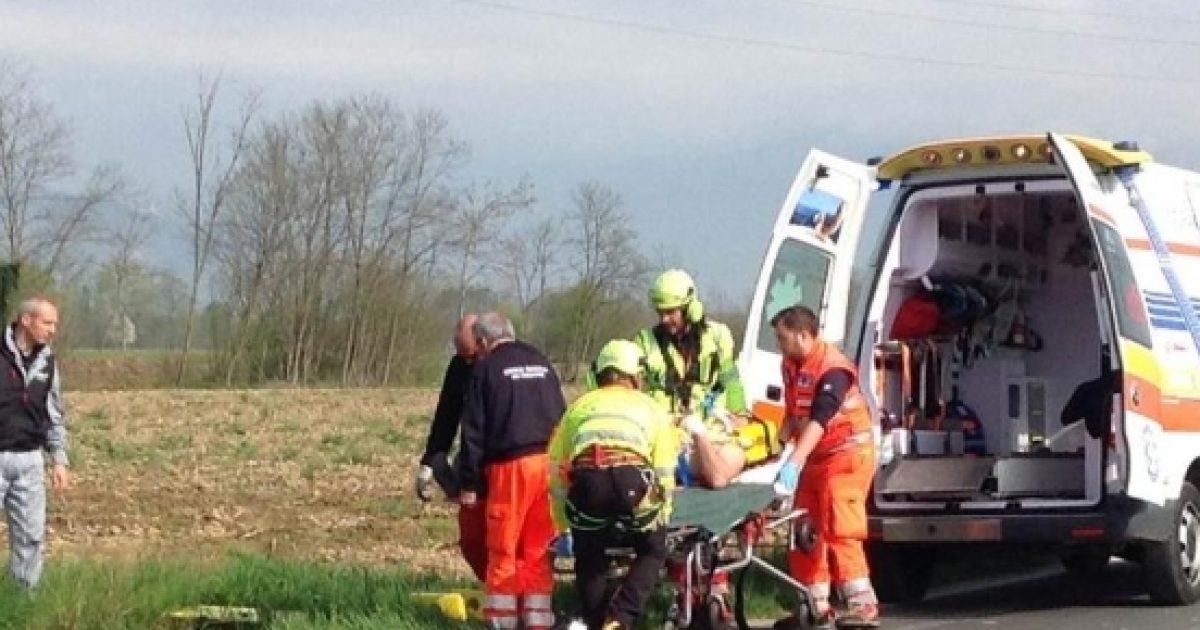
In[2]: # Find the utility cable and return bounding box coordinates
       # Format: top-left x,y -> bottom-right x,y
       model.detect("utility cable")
779,0 -> 1200,49
449,0 -> 1200,86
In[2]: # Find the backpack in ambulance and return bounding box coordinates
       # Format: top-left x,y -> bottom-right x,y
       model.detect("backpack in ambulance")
944,390 -> 986,456
891,294 -> 941,339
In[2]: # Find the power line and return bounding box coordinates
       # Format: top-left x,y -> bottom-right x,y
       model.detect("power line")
921,0 -> 1200,26
781,0 -> 1200,49
450,0 -> 1200,86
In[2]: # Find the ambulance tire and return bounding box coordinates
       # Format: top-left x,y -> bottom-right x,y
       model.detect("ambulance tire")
866,543 -> 935,604
1144,482 -> 1200,605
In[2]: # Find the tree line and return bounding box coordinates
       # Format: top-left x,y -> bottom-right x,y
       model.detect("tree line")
0,63 -> 747,387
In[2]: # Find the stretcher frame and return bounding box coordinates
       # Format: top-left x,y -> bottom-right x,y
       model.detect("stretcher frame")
662,501 -> 817,630
559,484 -> 820,630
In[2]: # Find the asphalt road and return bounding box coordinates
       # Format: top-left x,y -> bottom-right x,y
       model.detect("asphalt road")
741,554 -> 1200,629
877,558 -> 1200,630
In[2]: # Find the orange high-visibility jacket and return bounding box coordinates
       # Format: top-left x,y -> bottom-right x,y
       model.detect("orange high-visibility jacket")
782,340 -> 871,455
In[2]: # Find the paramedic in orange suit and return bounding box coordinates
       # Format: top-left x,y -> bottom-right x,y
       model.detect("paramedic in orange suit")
771,305 -> 879,629
458,312 -> 566,630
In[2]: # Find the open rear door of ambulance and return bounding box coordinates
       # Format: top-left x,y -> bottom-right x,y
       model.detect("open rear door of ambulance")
738,150 -> 876,427
1049,132 -> 1159,508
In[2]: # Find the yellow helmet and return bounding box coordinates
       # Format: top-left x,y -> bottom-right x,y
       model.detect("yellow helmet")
594,339 -> 644,377
649,269 -> 696,311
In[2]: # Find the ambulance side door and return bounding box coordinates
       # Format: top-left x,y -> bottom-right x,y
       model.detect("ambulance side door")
739,150 -> 876,422
1050,132 -> 1168,506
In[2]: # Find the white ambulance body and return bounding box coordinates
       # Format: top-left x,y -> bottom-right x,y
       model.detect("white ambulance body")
739,134 -> 1200,604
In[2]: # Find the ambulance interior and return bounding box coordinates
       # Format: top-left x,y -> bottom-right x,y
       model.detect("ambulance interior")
867,181 -> 1108,508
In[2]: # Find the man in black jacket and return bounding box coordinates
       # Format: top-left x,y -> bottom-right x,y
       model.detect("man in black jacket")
0,297 -> 71,589
459,312 -> 565,630
414,312 -> 487,580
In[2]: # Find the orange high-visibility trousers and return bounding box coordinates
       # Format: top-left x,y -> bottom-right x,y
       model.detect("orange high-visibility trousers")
458,503 -> 488,582
788,444 -> 876,600
482,453 -> 556,630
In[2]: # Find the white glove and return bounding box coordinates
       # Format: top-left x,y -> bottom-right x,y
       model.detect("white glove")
681,414 -> 707,437
416,465 -> 435,502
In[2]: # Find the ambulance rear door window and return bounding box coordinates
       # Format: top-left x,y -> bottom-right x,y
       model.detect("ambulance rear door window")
1092,221 -> 1154,348
756,238 -> 832,351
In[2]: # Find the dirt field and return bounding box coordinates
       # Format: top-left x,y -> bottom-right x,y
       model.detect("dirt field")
44,388 -> 472,576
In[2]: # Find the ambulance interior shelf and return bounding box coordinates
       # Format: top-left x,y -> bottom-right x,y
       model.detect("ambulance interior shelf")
868,188 -> 1098,502
893,191 -> 1055,287
874,335 -> 1084,502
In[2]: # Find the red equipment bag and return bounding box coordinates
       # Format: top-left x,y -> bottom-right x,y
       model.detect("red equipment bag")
891,294 -> 941,339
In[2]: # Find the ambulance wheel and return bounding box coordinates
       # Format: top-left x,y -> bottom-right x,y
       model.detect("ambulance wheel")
1144,481 -> 1200,605
866,542 -> 934,604
1059,547 -> 1111,575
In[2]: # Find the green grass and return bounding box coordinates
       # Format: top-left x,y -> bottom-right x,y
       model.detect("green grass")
86,437 -> 155,465
0,553 -> 472,630
0,550 -> 797,629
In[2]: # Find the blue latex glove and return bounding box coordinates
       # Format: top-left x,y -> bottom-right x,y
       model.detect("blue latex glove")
774,462 -> 801,496
553,533 -> 574,557
677,451 -> 693,487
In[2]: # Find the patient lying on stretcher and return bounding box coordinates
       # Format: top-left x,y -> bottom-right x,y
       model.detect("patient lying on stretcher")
679,411 -> 785,488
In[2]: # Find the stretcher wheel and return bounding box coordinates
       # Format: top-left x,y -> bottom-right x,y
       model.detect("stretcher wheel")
687,595 -> 730,630
735,566 -> 820,630
733,569 -> 817,630
660,590 -> 729,630
733,567 -> 753,630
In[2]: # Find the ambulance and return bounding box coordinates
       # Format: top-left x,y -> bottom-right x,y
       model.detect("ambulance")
738,133 -> 1200,605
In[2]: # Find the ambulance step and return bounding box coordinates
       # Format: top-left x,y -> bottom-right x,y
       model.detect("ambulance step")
878,457 -> 996,499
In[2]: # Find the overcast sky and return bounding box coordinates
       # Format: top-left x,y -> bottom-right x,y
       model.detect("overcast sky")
2,0 -> 1199,306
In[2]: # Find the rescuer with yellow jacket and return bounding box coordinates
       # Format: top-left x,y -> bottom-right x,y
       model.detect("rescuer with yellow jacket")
548,339 -> 678,630
634,269 -> 746,488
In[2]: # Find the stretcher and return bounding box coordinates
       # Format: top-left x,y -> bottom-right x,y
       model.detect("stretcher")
554,480 -> 817,630
658,483 -> 817,630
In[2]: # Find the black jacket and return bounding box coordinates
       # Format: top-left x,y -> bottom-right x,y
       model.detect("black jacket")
420,354 -> 473,466
0,326 -> 56,453
458,340 -> 565,492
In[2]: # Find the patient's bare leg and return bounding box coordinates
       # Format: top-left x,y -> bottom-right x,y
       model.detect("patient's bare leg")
689,435 -> 746,489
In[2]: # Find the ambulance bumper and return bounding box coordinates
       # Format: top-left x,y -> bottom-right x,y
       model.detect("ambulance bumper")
869,495 -> 1174,544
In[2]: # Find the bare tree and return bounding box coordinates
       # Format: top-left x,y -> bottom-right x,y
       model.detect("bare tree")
446,180 -> 535,318
176,74 -> 257,384
213,118 -> 299,384
562,181 -> 649,380
0,62 -> 125,277
107,207 -> 155,350
206,99 -> 469,386
378,109 -> 465,384
501,214 -> 562,343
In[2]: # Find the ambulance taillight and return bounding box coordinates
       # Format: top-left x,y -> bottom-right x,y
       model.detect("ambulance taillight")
1106,390 -> 1127,491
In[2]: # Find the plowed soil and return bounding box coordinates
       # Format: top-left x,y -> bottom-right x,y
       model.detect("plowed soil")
42,388 -> 471,576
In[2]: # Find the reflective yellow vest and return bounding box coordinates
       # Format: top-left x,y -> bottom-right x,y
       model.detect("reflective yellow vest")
634,320 -> 746,417
548,387 -> 678,532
